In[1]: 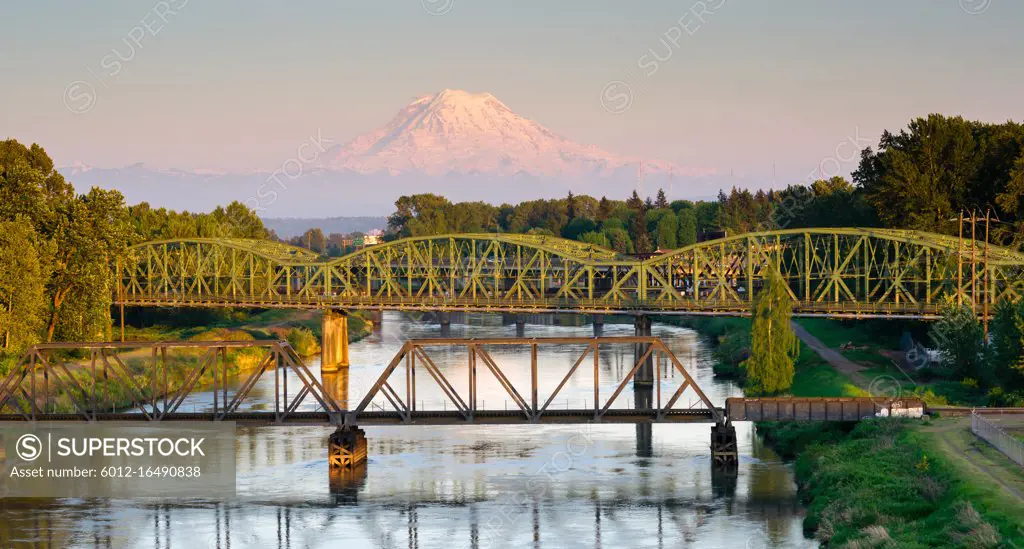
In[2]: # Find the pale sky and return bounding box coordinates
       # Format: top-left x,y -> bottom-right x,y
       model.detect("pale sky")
2,0 -> 1022,186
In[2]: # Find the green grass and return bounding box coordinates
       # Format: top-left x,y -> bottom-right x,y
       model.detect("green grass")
796,317 -> 907,373
790,342 -> 865,398
796,317 -> 902,348
792,419 -> 1023,547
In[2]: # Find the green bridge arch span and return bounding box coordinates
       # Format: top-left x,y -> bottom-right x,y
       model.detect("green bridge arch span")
115,229 -> 1024,319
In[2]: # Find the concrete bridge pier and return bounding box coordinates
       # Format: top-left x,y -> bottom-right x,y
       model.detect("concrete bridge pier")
321,310 -> 350,374
592,314 -> 605,337
438,311 -> 452,337
328,426 -> 368,470
633,315 -> 654,386
364,310 -> 383,330
515,314 -> 527,337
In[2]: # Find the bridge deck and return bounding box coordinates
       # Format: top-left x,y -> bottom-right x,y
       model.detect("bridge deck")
0,409 -> 720,426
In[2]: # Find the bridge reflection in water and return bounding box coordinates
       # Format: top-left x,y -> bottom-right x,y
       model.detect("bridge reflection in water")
0,460 -> 808,549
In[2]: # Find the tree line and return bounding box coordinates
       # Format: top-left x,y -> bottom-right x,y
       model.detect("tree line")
0,139 -> 270,359
385,114 -> 1024,251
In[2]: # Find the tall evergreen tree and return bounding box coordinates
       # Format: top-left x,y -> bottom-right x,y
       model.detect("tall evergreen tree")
597,196 -> 613,221
744,270 -> 798,395
655,188 -> 669,209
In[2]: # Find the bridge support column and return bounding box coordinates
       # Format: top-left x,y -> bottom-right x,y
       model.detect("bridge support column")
438,311 -> 452,337
592,314 -> 605,337
364,310 -> 383,329
328,426 -> 367,470
321,310 -> 350,374
711,422 -> 738,468
515,314 -> 527,337
634,315 -> 653,386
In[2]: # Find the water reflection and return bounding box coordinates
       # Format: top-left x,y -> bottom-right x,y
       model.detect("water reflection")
322,369 -> 351,409
0,312 -> 816,548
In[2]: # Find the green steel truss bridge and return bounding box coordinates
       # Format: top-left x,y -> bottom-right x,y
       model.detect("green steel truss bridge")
115,229 -> 1024,319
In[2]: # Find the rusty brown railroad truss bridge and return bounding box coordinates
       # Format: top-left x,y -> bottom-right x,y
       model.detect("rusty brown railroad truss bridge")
0,338 -> 924,471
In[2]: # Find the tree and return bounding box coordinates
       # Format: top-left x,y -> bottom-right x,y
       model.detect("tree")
929,296 -> 986,381
46,188 -> 133,342
853,115 -> 1024,240
988,298 -> 1024,390
744,270 -> 798,395
0,219 -> 51,352
597,196 -> 613,221
694,201 -> 720,235
602,227 -> 633,253
566,191 -> 577,220
578,231 -> 610,249
655,188 -> 669,209
626,191 -> 652,253
562,217 -> 597,241
677,208 -> 697,247
299,228 -> 326,253
388,194 -> 453,237
652,211 -> 678,249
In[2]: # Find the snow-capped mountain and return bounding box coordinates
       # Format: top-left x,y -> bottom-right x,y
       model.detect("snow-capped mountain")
317,89 -> 703,179
58,89 -> 722,216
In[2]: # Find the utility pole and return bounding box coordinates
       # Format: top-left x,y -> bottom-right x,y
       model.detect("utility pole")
984,209 -> 991,339
970,210 -> 977,314
957,211 -> 964,306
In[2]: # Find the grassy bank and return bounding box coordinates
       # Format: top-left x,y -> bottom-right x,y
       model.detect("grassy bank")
678,315 -> 1023,546
791,418 -> 1023,547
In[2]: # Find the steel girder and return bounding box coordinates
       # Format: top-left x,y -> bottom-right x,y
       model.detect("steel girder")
116,229 -> 1024,318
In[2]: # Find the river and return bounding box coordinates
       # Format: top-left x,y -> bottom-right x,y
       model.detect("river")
0,312 -> 817,548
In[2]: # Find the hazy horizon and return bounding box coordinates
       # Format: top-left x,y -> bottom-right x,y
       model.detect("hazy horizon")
3,0 -> 1023,215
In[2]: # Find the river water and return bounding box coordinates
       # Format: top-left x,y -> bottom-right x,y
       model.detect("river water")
0,312 -> 817,549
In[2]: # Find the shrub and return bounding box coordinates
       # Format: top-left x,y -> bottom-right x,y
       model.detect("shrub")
286,327 -> 321,357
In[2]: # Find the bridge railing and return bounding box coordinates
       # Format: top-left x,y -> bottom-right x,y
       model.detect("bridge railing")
116,291 -> 945,318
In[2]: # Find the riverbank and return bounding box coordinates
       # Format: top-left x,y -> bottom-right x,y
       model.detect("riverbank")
123,308 -> 374,352
678,315 -> 1024,547
791,417 -> 1023,547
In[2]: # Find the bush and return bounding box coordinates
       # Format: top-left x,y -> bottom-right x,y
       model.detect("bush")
0,354 -> 17,376
286,327 -> 321,357
756,421 -> 853,459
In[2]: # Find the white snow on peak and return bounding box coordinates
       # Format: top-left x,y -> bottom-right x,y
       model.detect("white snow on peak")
318,89 -> 703,178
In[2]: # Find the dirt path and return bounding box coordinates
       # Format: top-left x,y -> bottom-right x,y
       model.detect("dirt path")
918,417 -> 1024,505
790,321 -> 872,388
